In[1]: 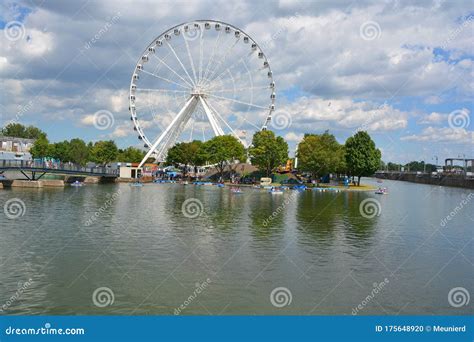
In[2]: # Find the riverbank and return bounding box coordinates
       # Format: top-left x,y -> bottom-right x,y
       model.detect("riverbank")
375,171 -> 474,189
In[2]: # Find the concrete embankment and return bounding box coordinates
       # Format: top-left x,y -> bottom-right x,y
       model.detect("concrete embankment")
40,180 -> 65,187
375,172 -> 474,189
64,176 -> 116,184
8,180 -> 65,188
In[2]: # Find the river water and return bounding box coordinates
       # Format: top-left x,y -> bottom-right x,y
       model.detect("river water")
0,179 -> 472,315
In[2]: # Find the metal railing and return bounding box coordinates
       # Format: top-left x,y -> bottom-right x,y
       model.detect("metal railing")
0,160 -> 118,176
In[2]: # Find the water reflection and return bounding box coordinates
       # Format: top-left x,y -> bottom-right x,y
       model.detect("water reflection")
293,190 -> 378,250
0,180 -> 472,315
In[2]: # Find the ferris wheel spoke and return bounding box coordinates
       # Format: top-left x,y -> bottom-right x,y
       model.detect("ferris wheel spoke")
183,35 -> 198,84
205,98 -> 246,145
202,30 -> 222,84
206,36 -> 241,83
151,54 -> 194,89
207,52 -> 251,85
205,93 -> 268,110
208,96 -> 260,131
199,32 -> 204,83
165,40 -> 196,87
140,69 -> 190,90
137,88 -> 189,93
206,68 -> 237,95
209,85 -> 271,93
207,62 -> 261,92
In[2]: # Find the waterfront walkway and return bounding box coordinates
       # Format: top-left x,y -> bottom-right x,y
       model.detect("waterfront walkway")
0,160 -> 118,180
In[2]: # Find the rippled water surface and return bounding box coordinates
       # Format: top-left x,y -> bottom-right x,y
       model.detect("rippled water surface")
0,179 -> 472,315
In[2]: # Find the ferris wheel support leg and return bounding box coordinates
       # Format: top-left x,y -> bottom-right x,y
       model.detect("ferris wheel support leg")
138,96 -> 197,168
199,96 -> 224,137
206,100 -> 246,147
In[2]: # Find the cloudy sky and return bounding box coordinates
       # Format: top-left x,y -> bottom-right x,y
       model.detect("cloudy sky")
0,0 -> 473,164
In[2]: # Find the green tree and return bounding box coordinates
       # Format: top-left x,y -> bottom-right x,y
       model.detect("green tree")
336,145 -> 347,176
204,135 -> 246,180
249,130 -> 288,176
1,123 -> 46,139
50,141 -> 71,162
345,131 -> 381,186
387,162 -> 401,171
90,140 -> 118,165
117,147 -> 145,163
166,140 -> 205,177
69,138 -> 89,165
297,131 -> 345,179
30,136 -> 51,159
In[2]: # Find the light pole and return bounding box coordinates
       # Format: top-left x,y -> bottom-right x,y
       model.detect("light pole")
433,155 -> 438,169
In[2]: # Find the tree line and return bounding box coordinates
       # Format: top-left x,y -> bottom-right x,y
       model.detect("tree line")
380,160 -> 438,173
3,123 -> 384,185
2,123 -> 145,165
166,129 -> 381,186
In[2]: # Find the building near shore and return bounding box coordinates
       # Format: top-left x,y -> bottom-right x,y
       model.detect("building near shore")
0,135 -> 34,161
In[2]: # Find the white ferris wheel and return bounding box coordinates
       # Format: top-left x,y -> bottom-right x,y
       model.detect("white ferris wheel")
129,20 -> 275,167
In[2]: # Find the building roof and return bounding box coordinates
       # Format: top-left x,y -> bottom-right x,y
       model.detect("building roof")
0,135 -> 36,144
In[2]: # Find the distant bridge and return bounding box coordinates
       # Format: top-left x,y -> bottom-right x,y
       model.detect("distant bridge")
0,160 -> 118,180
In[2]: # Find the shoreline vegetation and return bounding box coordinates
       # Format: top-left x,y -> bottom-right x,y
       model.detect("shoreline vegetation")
2,123 -> 382,188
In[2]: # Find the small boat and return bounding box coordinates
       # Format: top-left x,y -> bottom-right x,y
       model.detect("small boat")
231,187 -> 242,194
70,181 -> 83,187
375,187 -> 388,194
269,187 -> 283,194
216,183 -> 225,188
130,182 -> 143,187
377,179 -> 383,183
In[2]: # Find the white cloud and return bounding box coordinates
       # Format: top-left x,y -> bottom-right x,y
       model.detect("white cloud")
401,127 -> 474,144
279,96 -> 408,132
418,112 -> 447,125
80,114 -> 96,126
284,131 -> 303,142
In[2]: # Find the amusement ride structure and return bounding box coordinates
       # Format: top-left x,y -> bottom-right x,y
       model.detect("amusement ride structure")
129,20 -> 275,167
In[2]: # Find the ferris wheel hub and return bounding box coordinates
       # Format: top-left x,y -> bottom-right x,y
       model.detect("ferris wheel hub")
190,86 -> 206,96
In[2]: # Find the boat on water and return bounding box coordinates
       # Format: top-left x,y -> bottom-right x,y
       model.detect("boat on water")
375,187 -> 388,194
70,181 -> 83,187
153,179 -> 174,184
312,187 -> 341,193
269,187 -> 284,194
130,182 -> 143,187
230,187 -> 242,194
377,179 -> 383,183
